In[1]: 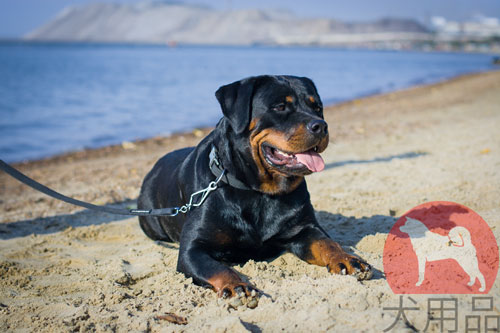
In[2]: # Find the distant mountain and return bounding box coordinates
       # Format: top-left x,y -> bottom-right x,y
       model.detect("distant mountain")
24,2 -> 431,46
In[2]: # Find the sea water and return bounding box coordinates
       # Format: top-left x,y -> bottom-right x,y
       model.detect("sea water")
0,42 -> 495,162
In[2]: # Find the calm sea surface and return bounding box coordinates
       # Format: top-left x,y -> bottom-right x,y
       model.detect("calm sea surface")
0,43 -> 496,162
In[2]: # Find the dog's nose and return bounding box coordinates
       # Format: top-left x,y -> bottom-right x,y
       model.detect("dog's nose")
307,119 -> 328,136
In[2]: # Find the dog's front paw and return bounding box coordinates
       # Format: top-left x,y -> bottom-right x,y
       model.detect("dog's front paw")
327,255 -> 373,281
219,283 -> 260,309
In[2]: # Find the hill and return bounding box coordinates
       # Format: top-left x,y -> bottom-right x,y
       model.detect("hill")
24,1 -> 430,47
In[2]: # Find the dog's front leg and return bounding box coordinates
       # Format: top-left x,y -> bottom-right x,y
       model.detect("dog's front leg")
287,226 -> 373,280
177,240 -> 258,299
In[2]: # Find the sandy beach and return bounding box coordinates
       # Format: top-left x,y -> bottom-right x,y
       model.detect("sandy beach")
1,70 -> 499,332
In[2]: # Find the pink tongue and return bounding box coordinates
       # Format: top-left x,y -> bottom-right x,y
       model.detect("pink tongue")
295,151 -> 325,172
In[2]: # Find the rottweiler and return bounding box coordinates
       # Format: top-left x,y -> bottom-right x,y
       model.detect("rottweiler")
137,75 -> 372,307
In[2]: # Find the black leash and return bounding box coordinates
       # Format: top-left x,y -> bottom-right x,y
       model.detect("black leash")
0,146 -> 249,217
1,159 -> 181,217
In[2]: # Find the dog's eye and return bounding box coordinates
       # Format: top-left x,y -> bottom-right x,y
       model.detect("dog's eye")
273,103 -> 286,112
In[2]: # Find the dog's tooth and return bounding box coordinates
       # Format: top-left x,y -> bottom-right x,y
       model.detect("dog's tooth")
277,149 -> 290,157
341,268 -> 347,275
274,149 -> 293,160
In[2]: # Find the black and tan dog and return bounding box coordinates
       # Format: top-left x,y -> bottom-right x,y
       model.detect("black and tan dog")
138,75 -> 372,307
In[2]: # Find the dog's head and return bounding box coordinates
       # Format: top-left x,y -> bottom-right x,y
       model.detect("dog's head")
216,75 -> 329,194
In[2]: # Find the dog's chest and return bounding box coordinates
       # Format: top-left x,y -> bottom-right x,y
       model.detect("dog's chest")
228,195 -> 307,244
208,187 -> 311,262
213,207 -> 300,263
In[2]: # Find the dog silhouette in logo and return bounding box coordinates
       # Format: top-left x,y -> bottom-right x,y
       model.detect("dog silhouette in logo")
399,217 -> 485,292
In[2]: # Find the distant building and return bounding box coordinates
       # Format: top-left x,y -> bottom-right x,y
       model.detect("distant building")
431,15 -> 500,39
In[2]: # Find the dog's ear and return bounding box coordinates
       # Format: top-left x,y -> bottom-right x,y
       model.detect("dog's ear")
215,77 -> 257,134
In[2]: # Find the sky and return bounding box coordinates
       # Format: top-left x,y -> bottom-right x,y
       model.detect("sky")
1,0 -> 500,38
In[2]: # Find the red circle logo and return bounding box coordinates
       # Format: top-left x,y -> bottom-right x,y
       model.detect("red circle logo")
383,201 -> 499,294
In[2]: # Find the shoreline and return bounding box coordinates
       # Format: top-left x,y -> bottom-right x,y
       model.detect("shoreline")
1,69 -> 499,332
8,69 -> 498,169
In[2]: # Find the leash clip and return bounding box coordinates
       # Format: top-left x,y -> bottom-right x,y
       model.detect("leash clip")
175,169 -> 226,215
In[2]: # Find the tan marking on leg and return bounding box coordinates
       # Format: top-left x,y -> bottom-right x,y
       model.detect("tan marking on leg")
307,239 -> 345,267
207,270 -> 244,296
308,239 -> 372,279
